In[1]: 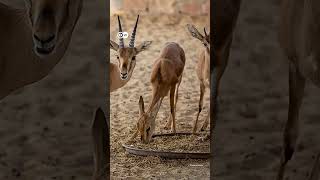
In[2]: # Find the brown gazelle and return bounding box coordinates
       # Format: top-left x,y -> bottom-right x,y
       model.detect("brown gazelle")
0,0 -> 83,100
131,42 -> 185,143
110,15 -> 152,92
187,24 -> 210,134
277,0 -> 320,179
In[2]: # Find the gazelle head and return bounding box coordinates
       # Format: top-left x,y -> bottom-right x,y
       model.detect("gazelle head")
136,96 -> 160,144
110,15 -> 152,80
24,0 -> 83,58
187,24 -> 210,53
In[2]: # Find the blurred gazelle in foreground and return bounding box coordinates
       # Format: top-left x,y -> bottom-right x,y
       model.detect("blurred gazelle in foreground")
110,15 -> 152,92
131,42 -> 186,143
0,0 -> 82,99
277,0 -> 320,179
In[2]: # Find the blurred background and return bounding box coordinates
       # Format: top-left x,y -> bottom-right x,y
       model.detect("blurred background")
110,0 -> 209,15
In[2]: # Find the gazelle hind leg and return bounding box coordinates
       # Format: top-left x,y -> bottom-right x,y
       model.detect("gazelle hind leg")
169,85 -> 177,133
164,98 -> 173,129
193,83 -> 206,133
277,61 -> 305,180
200,103 -> 210,131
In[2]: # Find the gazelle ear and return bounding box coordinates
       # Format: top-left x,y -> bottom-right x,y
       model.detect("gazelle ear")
186,24 -> 205,42
91,108 -> 109,180
139,96 -> 145,115
110,40 -> 119,51
135,41 -> 152,54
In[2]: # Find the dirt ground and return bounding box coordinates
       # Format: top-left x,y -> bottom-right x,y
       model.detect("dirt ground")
0,1 -> 107,179
213,0 -> 320,180
110,14 -> 210,179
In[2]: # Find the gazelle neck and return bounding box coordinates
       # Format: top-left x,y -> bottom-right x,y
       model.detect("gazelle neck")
0,4 -> 79,100
204,48 -> 210,85
146,97 -> 163,125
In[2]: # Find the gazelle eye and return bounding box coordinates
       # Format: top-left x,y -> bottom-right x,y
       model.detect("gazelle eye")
132,56 -> 136,61
146,127 -> 150,133
116,56 -> 119,60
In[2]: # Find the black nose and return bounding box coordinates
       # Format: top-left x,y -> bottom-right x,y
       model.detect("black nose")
121,72 -> 127,76
34,34 -> 55,44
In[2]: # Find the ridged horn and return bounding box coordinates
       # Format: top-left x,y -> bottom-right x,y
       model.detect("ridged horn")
118,16 -> 124,48
129,15 -> 140,48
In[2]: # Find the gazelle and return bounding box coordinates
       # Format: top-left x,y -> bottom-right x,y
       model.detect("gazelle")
277,0 -> 320,179
130,42 -> 185,143
110,15 -> 152,92
187,24 -> 210,134
0,0 -> 83,100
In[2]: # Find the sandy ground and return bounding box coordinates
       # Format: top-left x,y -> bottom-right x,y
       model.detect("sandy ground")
110,14 -> 210,179
0,1 -> 107,179
213,0 -> 320,180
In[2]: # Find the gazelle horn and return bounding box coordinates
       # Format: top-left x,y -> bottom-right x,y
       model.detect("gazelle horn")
129,15 -> 140,48
118,16 -> 124,48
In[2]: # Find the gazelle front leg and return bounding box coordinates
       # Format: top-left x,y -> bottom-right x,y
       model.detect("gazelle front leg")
129,128 -> 139,142
193,83 -> 206,134
165,77 -> 182,131
171,85 -> 177,133
277,61 -> 306,180
165,85 -> 177,133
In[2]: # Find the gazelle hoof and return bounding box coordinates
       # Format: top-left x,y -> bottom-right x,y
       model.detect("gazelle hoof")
192,128 -> 198,134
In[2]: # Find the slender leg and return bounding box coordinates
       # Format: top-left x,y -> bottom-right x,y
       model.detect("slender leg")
169,85 -> 177,133
164,97 -> 173,129
129,128 -> 139,141
277,61 -> 305,180
193,83 -> 206,134
165,77 -> 182,130
201,102 -> 210,131
174,76 -> 182,113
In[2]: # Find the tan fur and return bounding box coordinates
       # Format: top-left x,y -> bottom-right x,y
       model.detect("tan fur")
110,41 -> 152,92
187,24 -> 211,133
109,15 -> 152,92
131,42 -> 185,143
277,0 -> 320,179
